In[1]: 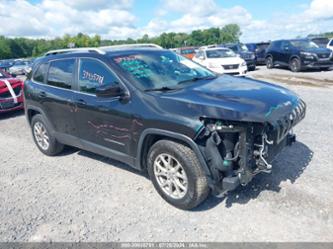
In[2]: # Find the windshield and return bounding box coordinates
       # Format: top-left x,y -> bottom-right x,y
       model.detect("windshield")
240,44 -> 249,52
312,38 -> 329,48
14,61 -> 26,66
180,49 -> 195,55
111,50 -> 216,91
290,40 -> 319,49
206,49 -> 236,58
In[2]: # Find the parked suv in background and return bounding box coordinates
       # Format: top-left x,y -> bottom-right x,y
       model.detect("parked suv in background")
193,46 -> 247,75
220,43 -> 256,71
246,42 -> 270,65
24,44 -> 306,209
265,39 -> 333,72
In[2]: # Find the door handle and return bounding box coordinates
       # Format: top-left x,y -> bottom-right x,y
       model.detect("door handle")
76,99 -> 87,106
38,91 -> 47,98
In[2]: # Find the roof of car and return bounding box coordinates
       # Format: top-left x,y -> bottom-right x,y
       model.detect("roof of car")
273,38 -> 309,43
33,46 -> 168,67
44,44 -> 163,57
199,45 -> 229,50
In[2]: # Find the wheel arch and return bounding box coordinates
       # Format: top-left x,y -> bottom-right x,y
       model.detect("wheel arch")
26,105 -> 55,132
265,53 -> 273,60
136,128 -> 212,178
289,55 -> 301,64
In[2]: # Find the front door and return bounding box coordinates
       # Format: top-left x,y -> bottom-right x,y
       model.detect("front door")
73,57 -> 133,154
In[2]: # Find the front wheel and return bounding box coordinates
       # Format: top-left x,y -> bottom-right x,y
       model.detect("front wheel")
266,56 -> 274,69
147,140 -> 209,210
290,58 -> 301,72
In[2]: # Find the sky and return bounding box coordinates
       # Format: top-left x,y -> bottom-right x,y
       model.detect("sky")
0,0 -> 333,42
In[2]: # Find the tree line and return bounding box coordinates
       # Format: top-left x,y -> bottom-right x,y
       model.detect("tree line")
0,24 -> 241,60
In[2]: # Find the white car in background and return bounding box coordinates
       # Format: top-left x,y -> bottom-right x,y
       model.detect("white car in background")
193,46 -> 248,76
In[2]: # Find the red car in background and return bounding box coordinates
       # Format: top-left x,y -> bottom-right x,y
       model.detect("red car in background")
0,69 -> 24,113
176,47 -> 197,59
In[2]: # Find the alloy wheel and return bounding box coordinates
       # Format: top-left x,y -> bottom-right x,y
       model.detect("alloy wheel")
153,153 -> 188,199
33,121 -> 50,151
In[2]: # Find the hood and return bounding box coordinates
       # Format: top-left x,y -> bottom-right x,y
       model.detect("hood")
207,57 -> 244,65
239,51 -> 255,60
302,47 -> 332,54
159,75 -> 301,124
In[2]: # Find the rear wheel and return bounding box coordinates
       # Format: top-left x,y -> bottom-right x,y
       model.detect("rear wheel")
266,56 -> 274,69
31,114 -> 64,156
290,58 -> 301,72
147,140 -> 209,210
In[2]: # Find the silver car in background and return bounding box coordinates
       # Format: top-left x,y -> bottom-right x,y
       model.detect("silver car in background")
8,60 -> 32,75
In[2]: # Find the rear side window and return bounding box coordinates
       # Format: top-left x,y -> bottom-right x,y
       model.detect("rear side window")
78,58 -> 118,94
330,40 -> 333,46
33,63 -> 48,83
47,59 -> 75,89
270,41 -> 281,50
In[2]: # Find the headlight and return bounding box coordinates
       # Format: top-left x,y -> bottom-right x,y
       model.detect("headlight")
251,54 -> 256,60
208,62 -> 220,68
300,52 -> 316,59
241,61 -> 247,67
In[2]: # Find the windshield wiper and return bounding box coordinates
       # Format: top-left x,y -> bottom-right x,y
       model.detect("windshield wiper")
144,86 -> 177,92
177,76 -> 217,85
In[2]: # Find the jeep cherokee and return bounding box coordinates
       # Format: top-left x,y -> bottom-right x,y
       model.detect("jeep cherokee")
24,45 -> 306,209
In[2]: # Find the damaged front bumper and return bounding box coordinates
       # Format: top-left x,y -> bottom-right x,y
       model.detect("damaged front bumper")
195,100 -> 306,196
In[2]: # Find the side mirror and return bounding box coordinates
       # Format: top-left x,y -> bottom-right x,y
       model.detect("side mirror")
11,73 -> 17,78
96,83 -> 126,98
284,46 -> 289,51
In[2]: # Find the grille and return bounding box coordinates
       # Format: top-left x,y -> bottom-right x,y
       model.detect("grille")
317,53 -> 330,59
0,86 -> 22,99
273,100 -> 306,144
223,64 -> 239,70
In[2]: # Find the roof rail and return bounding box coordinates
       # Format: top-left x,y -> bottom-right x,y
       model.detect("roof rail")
100,43 -> 163,50
44,43 -> 163,57
199,44 -> 218,50
44,47 -> 105,56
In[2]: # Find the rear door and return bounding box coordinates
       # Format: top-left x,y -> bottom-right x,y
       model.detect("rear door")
73,57 -> 133,154
279,41 -> 291,65
41,58 -> 77,137
268,41 -> 281,63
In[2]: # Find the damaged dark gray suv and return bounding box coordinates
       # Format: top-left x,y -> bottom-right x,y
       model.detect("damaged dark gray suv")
24,44 -> 306,209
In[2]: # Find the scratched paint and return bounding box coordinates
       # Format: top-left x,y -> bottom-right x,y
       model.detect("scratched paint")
87,119 -> 144,143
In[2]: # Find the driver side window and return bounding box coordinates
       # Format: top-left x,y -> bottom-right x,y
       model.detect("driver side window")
78,58 -> 118,94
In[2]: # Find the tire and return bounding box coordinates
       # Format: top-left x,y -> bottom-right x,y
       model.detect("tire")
147,140 -> 210,210
31,114 -> 64,156
290,58 -> 301,72
249,65 -> 256,71
266,56 -> 274,69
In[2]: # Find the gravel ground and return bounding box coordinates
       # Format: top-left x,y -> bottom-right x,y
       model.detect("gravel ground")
1,68 -> 333,242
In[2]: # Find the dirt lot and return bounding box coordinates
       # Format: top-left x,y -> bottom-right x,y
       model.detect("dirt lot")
1,67 -> 333,242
